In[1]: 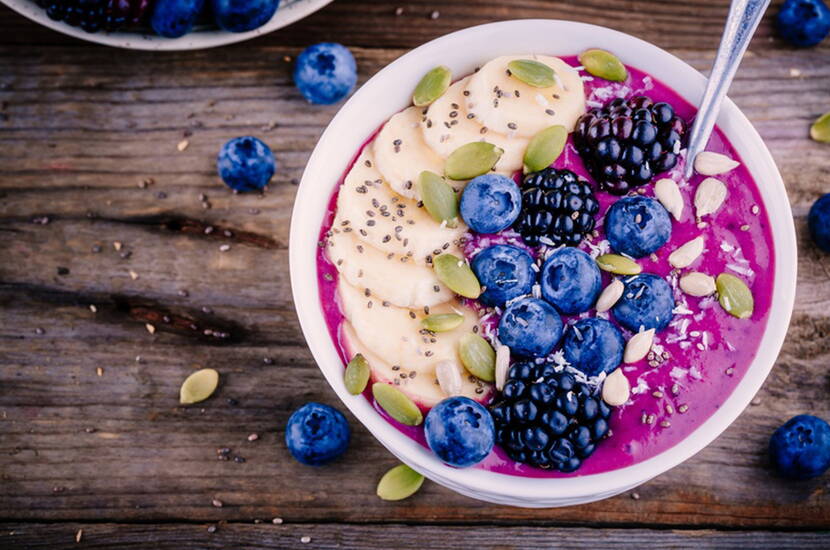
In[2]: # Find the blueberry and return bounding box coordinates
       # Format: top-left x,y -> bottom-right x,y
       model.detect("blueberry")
769,414 -> 830,479
472,245 -> 536,307
285,402 -> 350,466
498,298 -> 563,358
212,0 -> 280,32
605,196 -> 672,258
150,0 -> 205,38
217,136 -> 276,192
777,0 -> 830,47
460,174 -> 522,234
808,193 -> 830,252
612,274 -> 675,332
294,43 -> 357,105
540,247 -> 602,314
562,318 -> 624,377
424,396 -> 495,467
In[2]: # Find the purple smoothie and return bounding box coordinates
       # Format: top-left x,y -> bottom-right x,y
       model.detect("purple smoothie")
316,56 -> 774,477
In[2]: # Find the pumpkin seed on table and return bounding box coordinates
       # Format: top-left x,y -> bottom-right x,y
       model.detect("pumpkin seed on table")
810,111 -> 830,143
716,273 -> 754,319
596,254 -> 642,275
418,171 -> 458,227
458,333 -> 496,382
421,312 -> 464,332
578,49 -> 628,82
179,368 -> 219,404
344,353 -> 370,395
523,125 -> 567,173
445,142 -> 504,180
507,59 -> 557,88
412,65 -> 452,107
432,253 -> 481,299
372,382 -> 423,426
376,463 -> 424,501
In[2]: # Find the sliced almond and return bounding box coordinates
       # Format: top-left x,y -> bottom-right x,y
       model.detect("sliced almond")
669,236 -> 704,269
654,178 -> 684,220
693,151 -> 740,176
435,360 -> 463,397
596,278 -> 624,313
602,368 -> 630,406
694,177 -> 727,218
624,328 -> 655,364
679,271 -> 716,297
495,344 -> 510,391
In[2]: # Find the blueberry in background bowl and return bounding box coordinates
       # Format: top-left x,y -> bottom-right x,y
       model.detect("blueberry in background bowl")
498,297 -> 563,358
460,174 -> 522,234
808,193 -> 830,252
212,0 -> 280,32
285,402 -> 351,466
612,273 -> 675,332
777,0 -> 830,47
540,247 -> 602,314
472,245 -> 536,307
217,136 -> 276,192
151,0 -> 205,38
425,396 -> 495,468
605,196 -> 672,258
294,43 -> 358,105
769,414 -> 830,479
562,317 -> 624,377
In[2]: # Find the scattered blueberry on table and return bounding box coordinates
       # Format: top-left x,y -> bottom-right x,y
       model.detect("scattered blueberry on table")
217,136 -> 276,192
285,402 -> 351,466
293,43 -> 358,105
424,396 -> 495,467
769,415 -> 830,479
808,193 -> 830,252
777,0 -> 830,47
459,173 -> 522,234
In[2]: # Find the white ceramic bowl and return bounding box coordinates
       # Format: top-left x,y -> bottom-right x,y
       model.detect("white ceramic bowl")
1,0 -> 332,50
290,19 -> 797,507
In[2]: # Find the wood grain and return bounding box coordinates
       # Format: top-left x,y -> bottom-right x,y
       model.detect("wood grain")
1,0 -> 830,541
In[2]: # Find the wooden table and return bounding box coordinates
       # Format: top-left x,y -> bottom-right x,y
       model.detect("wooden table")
1,1 -> 829,547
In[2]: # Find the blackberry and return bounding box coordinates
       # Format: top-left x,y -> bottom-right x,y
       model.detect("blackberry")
35,0 -> 151,33
490,362 -> 613,472
513,167 -> 599,247
574,96 -> 688,195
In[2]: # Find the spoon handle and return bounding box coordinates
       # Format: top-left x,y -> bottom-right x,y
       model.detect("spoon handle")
683,0 -> 771,179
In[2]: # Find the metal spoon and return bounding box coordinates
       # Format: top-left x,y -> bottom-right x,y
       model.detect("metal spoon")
683,0 -> 771,180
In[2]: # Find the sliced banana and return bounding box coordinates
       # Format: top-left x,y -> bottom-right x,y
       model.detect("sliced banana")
341,322 -> 487,408
337,278 -> 479,372
336,149 -> 466,263
421,76 -> 527,174
327,229 -> 453,308
373,106 -> 445,199
465,55 -> 586,138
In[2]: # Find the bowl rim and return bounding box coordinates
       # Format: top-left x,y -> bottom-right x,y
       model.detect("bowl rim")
0,0 -> 333,51
289,19 -> 797,506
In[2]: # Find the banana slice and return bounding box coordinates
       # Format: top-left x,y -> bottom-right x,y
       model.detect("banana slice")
337,278 -> 481,373
326,229 -> 453,308
372,106 -> 445,199
336,149 -> 466,264
422,76 -> 528,174
465,55 -> 586,138
341,322 -> 487,408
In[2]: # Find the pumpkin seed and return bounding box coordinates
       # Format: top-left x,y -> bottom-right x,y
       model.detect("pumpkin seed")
596,254 -> 642,275
810,111 -> 830,143
578,48 -> 628,82
458,333 -> 496,382
445,142 -> 504,180
716,273 -> 754,319
376,463 -> 424,501
344,353 -> 370,395
372,382 -> 423,426
418,171 -> 459,227
507,59 -> 557,88
432,253 -> 481,298
412,66 -> 452,107
602,368 -> 630,406
523,125 -> 567,173
179,368 -> 219,404
421,312 -> 464,332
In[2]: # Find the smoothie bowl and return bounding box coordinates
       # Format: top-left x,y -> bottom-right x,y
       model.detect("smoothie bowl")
289,20 -> 797,507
